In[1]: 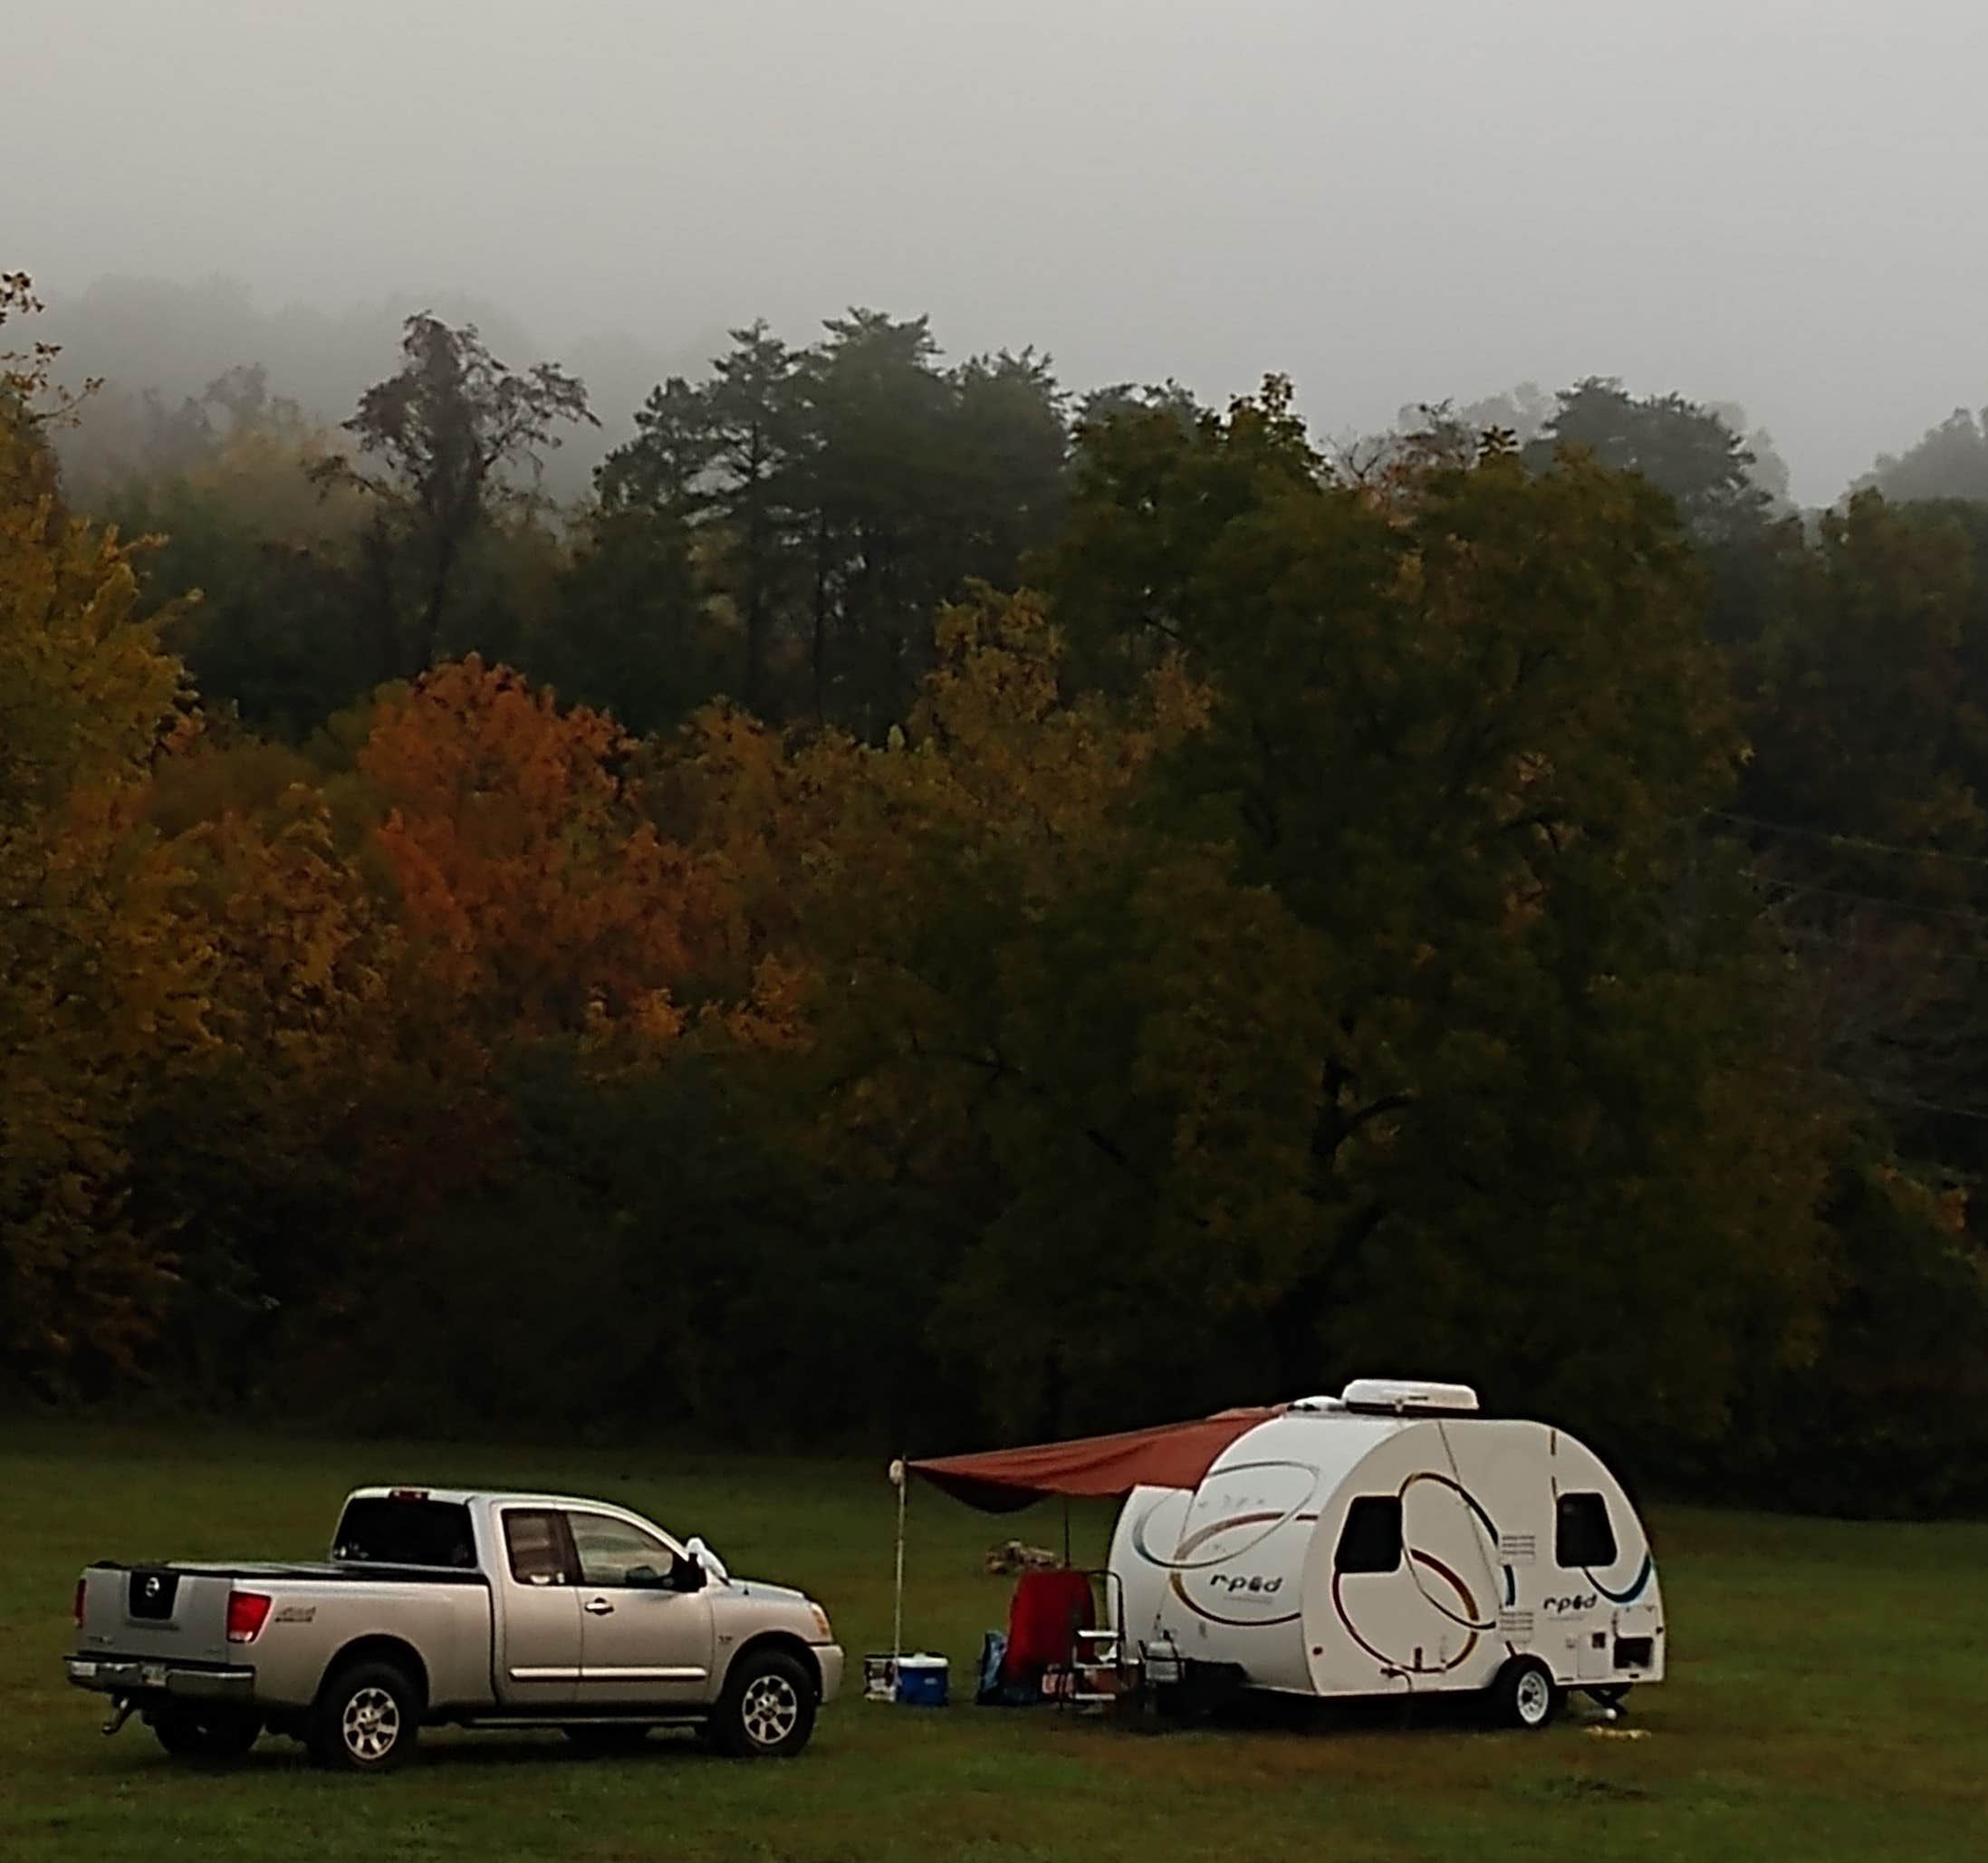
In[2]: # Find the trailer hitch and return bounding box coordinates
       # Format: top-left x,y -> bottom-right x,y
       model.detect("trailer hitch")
101,1697 -> 136,1738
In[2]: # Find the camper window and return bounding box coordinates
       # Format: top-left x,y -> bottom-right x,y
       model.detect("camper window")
1555,1492 -> 1618,1569
1333,1496 -> 1404,1574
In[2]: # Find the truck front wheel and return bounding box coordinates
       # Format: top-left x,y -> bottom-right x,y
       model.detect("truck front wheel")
711,1649 -> 816,1759
148,1705 -> 261,1762
310,1660 -> 421,1772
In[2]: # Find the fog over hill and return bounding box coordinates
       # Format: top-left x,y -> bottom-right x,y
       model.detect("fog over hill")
34,274 -> 717,501
11,1 -> 1988,507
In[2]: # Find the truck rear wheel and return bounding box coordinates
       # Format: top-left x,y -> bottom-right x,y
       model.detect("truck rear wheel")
1490,1656 -> 1562,1731
711,1649 -> 816,1759
310,1660 -> 421,1772
149,1705 -> 261,1762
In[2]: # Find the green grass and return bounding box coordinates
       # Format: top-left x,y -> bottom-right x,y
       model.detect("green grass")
3,1425 -> 1984,1861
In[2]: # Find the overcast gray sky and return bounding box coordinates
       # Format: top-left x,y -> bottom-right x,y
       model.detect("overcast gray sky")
12,0 -> 1987,503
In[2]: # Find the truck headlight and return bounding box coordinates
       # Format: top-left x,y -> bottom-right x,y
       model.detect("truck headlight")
809,1605 -> 833,1642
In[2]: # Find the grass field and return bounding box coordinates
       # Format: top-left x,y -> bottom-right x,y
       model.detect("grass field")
3,1426 -> 1984,1862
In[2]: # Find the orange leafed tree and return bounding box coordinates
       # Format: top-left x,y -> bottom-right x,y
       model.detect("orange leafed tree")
356,658 -> 732,1052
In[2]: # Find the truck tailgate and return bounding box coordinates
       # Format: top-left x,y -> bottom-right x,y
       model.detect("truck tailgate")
79,1564 -> 258,1666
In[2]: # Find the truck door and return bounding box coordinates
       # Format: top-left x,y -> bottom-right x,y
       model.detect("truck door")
495,1508 -> 582,1706
565,1511 -> 715,1708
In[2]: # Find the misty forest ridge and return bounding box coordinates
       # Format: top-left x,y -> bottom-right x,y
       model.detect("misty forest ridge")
7,1 -> 1988,1525
7,258 -> 1988,1525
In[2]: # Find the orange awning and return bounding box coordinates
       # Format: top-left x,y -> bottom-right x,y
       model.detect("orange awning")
907,1407 -> 1282,1513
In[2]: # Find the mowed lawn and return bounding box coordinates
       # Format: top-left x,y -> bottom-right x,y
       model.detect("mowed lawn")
2,1426 -> 1983,1862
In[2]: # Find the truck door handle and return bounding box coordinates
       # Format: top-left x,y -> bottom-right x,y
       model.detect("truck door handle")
582,1598 -> 615,1616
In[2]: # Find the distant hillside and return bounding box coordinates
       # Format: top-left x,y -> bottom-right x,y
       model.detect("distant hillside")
41,273 -> 715,503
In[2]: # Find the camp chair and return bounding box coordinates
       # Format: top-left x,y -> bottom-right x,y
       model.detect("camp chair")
996,1567 -> 1096,1696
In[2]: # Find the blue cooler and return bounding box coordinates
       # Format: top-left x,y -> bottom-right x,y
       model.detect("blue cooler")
895,1654 -> 949,1706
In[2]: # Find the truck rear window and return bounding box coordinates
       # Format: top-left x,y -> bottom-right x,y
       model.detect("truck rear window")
333,1498 -> 477,1569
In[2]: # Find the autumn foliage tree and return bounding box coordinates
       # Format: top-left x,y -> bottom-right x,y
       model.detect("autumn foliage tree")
355,657 -> 725,1052
883,388 -> 1834,1449
1,314 -> 204,1379
10,273 -> 1988,1505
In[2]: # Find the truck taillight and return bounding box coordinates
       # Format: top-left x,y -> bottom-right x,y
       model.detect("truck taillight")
226,1590 -> 273,1644
73,1578 -> 86,1628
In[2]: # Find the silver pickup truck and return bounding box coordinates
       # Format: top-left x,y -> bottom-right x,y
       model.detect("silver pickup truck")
65,1484 -> 844,1771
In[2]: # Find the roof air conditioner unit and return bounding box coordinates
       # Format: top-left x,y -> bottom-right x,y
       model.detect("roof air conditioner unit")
1340,1378 -> 1480,1416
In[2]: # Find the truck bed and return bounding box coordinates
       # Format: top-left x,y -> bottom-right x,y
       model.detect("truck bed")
75,1557 -> 498,1700
86,1558 -> 487,1586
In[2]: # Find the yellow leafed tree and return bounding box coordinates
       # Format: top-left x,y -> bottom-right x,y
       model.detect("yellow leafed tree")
0,440 -> 212,1378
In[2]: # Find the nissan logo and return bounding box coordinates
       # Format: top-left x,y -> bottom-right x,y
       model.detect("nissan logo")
145,1578 -> 161,1599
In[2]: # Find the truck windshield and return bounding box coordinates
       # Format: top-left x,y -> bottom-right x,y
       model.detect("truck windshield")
333,1498 -> 477,1568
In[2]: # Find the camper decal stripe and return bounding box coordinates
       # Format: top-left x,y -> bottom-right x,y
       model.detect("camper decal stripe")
1163,1512 -> 1305,1628
1551,1473 -> 1654,1606
1398,1471 -> 1518,1609
1330,1561 -> 1482,1675
1589,1551 -> 1654,1605
1174,1589 -> 1305,1630
1129,1461 -> 1325,1573
1328,1469 -> 1522,1676
1406,1547 -> 1496,1634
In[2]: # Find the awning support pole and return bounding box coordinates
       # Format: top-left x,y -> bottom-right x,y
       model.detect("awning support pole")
889,1457 -> 908,1674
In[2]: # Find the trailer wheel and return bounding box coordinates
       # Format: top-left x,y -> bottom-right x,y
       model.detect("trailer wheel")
148,1705 -> 262,1762
710,1649 -> 816,1759
309,1660 -> 421,1772
1490,1657 -> 1561,1731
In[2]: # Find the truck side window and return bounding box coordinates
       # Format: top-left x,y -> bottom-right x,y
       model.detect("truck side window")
1333,1495 -> 1403,1574
1555,1492 -> 1618,1569
567,1512 -> 674,1588
504,1510 -> 572,1586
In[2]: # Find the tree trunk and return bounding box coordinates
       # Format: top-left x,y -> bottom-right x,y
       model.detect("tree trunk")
743,493 -> 766,717
421,525 -> 461,671
812,513 -> 831,726
360,516 -> 402,687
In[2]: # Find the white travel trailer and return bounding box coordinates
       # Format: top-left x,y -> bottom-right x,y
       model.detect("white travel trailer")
1107,1379 -> 1664,1727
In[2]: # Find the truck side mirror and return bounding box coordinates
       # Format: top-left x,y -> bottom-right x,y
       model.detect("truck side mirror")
668,1551 -> 706,1593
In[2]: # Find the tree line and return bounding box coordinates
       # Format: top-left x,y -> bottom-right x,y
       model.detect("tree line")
6,274 -> 1988,1515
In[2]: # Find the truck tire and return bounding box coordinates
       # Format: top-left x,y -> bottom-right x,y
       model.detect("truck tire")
710,1649 -> 816,1759
310,1660 -> 421,1772
149,1705 -> 261,1762
1490,1656 -> 1562,1731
